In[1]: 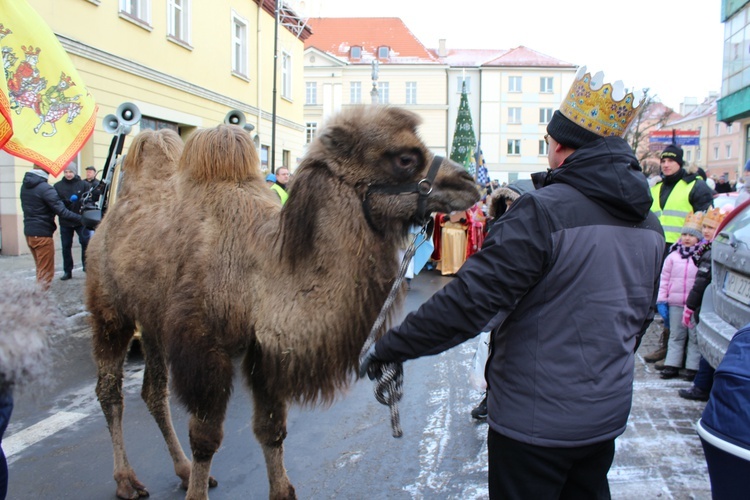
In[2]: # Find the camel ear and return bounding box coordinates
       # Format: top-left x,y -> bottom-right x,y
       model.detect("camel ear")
318,126 -> 354,156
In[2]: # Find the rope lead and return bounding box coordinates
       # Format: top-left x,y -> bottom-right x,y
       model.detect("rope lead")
360,220 -> 432,438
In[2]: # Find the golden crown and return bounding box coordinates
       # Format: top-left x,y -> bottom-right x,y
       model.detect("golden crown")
682,211 -> 704,232
702,208 -> 727,228
559,66 -> 644,138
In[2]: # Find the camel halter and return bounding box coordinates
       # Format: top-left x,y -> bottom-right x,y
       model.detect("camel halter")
359,219 -> 434,438
362,155 -> 443,232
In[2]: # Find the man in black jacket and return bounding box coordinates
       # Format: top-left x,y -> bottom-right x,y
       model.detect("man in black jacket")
361,69 -> 665,498
20,165 -> 82,289
54,161 -> 90,280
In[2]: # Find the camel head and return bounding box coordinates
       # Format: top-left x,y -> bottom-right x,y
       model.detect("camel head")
298,106 -> 480,234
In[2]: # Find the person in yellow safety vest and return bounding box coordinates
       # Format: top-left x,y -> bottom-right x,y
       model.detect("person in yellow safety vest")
270,166 -> 290,205
644,143 -> 714,365
650,144 -> 713,250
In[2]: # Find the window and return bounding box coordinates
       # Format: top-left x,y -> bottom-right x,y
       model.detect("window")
120,0 -> 151,24
377,82 -> 389,104
727,124 -> 733,134
697,148 -> 702,161
714,146 -> 719,160
716,123 -> 721,135
350,46 -> 362,59
378,46 -> 389,59
350,82 -> 361,104
509,76 -> 522,92
508,107 -> 522,124
282,149 -> 290,168
167,0 -> 189,43
261,145 -> 269,167
281,52 -> 292,99
538,139 -> 548,156
305,82 -> 317,105
540,77 -> 553,93
457,76 -> 471,93
686,150 -> 692,162
507,139 -> 521,155
539,108 -> 553,124
305,122 -> 317,144
405,82 -> 417,105
726,144 -> 732,159
140,116 -> 179,134
231,13 -> 248,77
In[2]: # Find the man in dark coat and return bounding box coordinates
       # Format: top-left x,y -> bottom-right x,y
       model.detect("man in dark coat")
54,161 -> 90,280
361,69 -> 665,498
20,165 -> 82,289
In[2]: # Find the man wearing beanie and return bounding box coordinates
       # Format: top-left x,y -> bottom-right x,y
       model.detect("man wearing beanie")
360,68 -> 664,498
20,165 -> 82,289
651,144 -> 713,249
54,161 -> 90,280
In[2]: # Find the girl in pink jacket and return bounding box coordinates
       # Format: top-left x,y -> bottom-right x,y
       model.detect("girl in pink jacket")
658,213 -> 702,379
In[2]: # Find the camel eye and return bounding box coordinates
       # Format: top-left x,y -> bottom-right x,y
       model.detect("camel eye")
395,153 -> 418,170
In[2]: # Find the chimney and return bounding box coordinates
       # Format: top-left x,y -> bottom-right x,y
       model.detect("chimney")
438,39 -> 447,57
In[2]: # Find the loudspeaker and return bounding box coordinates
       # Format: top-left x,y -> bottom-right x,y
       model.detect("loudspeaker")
224,109 -> 246,128
102,103 -> 141,134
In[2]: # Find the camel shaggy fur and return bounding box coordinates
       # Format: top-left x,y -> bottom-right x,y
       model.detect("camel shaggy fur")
86,106 -> 479,499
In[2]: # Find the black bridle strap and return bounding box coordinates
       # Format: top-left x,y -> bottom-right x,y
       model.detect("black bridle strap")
362,155 -> 444,231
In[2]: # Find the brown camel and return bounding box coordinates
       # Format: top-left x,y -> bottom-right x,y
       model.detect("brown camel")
86,106 -> 480,499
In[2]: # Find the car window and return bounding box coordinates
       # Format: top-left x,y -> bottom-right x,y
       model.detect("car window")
718,204 -> 750,244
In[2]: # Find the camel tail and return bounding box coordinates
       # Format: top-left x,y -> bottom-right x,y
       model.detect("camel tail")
179,125 -> 262,184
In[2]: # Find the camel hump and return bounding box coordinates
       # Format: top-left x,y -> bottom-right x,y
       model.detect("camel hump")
179,124 -> 261,183
122,128 -> 183,182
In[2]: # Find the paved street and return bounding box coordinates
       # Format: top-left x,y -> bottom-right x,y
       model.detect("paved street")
1,247 -> 711,499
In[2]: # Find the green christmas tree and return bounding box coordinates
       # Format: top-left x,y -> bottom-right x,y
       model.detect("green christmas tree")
450,79 -> 477,173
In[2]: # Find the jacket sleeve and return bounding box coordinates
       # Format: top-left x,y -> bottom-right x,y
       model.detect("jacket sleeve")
686,249 -> 712,311
657,253 -> 673,304
43,185 -> 81,224
374,195 -> 553,363
690,180 -> 715,212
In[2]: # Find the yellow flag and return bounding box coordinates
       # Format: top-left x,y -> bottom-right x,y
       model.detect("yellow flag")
0,0 -> 97,176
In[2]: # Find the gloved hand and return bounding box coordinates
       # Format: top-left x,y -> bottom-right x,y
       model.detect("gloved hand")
656,302 -> 669,324
682,307 -> 694,328
358,343 -> 382,380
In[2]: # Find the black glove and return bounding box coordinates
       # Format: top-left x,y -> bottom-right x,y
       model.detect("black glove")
359,343 -> 382,380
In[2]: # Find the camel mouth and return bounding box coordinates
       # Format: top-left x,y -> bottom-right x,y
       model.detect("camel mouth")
428,161 -> 481,213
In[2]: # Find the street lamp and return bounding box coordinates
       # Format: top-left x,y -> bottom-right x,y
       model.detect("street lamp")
370,60 -> 379,104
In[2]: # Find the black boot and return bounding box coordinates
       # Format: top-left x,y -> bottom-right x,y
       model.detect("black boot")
660,366 -> 680,379
471,394 -> 488,419
60,272 -> 72,281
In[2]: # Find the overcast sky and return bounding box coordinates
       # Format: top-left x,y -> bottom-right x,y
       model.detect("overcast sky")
292,0 -> 725,111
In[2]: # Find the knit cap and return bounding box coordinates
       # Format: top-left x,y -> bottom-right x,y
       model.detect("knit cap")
661,145 -> 684,167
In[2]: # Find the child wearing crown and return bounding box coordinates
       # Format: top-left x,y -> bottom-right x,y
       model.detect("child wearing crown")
677,208 -> 727,399
658,212 -> 703,379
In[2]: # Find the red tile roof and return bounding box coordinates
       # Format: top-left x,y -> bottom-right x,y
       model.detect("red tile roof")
304,18 -> 439,64
428,48 -> 509,67
482,46 -> 575,68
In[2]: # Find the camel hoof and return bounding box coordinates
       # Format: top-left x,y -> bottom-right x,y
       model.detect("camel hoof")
115,473 -> 149,499
116,484 -> 149,499
179,475 -> 217,490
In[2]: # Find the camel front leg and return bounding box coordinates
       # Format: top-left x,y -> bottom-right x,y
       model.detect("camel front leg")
249,366 -> 296,500
139,334 -> 192,489
94,325 -> 147,499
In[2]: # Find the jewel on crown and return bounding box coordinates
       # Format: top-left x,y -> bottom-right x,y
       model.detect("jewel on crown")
559,66 -> 645,138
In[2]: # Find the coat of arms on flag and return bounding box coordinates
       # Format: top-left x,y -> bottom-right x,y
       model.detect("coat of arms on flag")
0,0 -> 97,176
